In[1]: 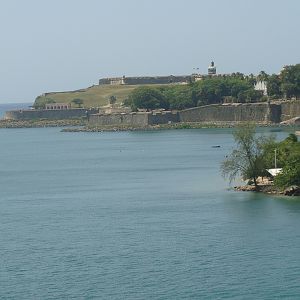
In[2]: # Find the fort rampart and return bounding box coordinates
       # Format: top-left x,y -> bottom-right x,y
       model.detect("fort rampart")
88,101 -> 300,127
4,108 -> 98,120
99,75 -> 191,85
179,103 -> 282,123
4,101 -> 300,126
89,111 -> 179,127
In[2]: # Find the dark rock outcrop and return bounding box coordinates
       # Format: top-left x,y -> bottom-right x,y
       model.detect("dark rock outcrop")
283,186 -> 300,196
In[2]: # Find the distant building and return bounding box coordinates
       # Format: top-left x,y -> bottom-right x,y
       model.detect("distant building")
99,75 -> 191,86
208,61 -> 217,75
99,61 -> 220,86
255,81 -> 268,96
45,103 -> 70,110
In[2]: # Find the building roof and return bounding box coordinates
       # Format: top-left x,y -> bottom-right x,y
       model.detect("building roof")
266,168 -> 282,177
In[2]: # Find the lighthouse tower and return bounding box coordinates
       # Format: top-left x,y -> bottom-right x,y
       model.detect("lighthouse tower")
208,61 -> 217,75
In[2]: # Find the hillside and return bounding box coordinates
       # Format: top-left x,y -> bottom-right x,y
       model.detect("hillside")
34,84 -> 165,108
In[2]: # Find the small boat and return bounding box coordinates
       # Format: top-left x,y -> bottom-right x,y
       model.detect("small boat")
211,145 -> 221,148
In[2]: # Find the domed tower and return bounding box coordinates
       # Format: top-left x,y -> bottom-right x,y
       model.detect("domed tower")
208,61 -> 217,75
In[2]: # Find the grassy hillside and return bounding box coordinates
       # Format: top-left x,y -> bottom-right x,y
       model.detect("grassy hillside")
35,84 -> 165,108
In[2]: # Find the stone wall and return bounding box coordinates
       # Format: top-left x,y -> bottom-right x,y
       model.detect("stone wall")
4,108 -> 98,120
148,111 -> 179,125
89,113 -> 150,127
280,101 -> 300,121
4,101 -> 300,125
89,111 -> 179,127
99,75 -> 191,85
179,103 -> 272,123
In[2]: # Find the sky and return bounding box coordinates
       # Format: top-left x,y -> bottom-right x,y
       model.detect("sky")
0,0 -> 299,103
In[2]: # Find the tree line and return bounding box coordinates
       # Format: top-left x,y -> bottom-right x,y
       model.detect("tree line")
125,64 -> 300,111
221,124 -> 300,190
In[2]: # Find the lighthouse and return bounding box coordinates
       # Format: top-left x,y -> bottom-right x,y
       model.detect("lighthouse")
208,61 -> 217,75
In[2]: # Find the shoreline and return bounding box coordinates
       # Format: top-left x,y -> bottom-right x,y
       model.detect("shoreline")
0,119 -> 86,128
61,121 -> 296,132
235,184 -> 300,197
0,119 -> 298,132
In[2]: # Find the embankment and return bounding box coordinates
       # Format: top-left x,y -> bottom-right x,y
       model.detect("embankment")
4,108 -> 98,120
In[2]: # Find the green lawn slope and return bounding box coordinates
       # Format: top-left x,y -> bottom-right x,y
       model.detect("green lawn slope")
34,84 -> 165,108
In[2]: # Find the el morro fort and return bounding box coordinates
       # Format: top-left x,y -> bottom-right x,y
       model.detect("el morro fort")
3,62 -> 300,127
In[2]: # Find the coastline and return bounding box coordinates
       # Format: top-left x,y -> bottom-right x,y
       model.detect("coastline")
61,121 -> 294,132
0,119 -> 297,131
0,118 -> 86,128
235,184 -> 300,197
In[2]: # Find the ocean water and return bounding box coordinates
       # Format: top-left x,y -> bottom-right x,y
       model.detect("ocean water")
1,127 -> 300,299
0,102 -> 32,118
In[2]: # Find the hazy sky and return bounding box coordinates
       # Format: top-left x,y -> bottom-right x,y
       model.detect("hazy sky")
0,0 -> 299,103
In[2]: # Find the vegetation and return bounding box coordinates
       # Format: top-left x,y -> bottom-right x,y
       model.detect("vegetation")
33,64 -> 300,110
221,125 -> 300,191
126,75 -> 265,111
33,97 -> 55,109
109,95 -> 117,106
220,123 -> 272,189
128,86 -> 169,110
273,134 -> 300,188
265,64 -> 300,99
71,98 -> 83,108
33,84 -> 164,109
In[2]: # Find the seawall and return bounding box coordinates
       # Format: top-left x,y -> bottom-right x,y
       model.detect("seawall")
89,111 -> 179,127
179,103 -> 282,123
88,101 -> 300,127
4,108 -> 98,120
4,101 -> 300,126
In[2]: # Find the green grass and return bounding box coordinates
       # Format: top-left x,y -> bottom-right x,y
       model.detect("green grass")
37,84 -> 166,108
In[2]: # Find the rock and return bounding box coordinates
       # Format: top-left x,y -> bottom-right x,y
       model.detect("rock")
283,186 -> 300,196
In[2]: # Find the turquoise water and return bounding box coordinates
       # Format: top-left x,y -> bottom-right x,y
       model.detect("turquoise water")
1,127 -> 300,299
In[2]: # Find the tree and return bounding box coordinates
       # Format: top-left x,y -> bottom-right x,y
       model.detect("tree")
221,123 -> 269,189
128,86 -> 169,110
257,70 -> 269,83
162,85 -> 196,109
72,98 -> 83,108
280,64 -> 300,99
109,95 -> 117,106
273,134 -> 300,188
266,74 -> 281,99
33,96 -> 55,109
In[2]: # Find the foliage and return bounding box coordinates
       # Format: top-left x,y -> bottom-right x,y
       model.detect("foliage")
280,64 -> 300,98
273,134 -> 300,188
237,89 -> 263,103
221,123 -> 269,188
161,85 -> 196,109
109,95 -> 117,105
128,86 -> 169,110
33,96 -> 55,109
128,76 -> 260,110
71,98 -> 83,108
265,64 -> 300,99
266,74 -> 281,99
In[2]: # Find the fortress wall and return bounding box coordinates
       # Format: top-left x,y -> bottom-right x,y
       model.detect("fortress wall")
148,111 -> 179,125
89,113 -> 150,127
123,76 -> 190,85
179,103 -> 269,123
4,108 -> 98,120
89,111 -> 179,127
280,101 -> 300,121
269,104 -> 282,123
99,76 -> 191,85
